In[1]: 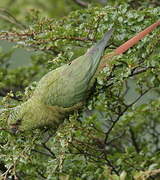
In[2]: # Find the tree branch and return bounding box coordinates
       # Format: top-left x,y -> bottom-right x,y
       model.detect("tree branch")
104,87 -> 152,144
129,127 -> 140,153
73,0 -> 89,7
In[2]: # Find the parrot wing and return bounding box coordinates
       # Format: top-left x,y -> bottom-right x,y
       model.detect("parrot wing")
33,29 -> 113,108
34,55 -> 93,108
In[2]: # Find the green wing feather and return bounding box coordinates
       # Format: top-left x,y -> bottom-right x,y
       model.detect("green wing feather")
7,29 -> 113,132
33,29 -> 113,108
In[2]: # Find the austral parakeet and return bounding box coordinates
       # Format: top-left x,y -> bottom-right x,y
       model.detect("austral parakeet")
6,20 -> 160,132
7,29 -> 113,132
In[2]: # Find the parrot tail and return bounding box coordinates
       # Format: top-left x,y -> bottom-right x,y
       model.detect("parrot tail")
87,28 -> 114,57
84,28 -> 113,77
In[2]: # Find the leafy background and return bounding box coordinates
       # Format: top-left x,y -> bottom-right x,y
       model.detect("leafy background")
0,0 -> 160,179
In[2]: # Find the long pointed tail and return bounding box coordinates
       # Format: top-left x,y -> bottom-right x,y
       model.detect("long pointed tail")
100,20 -> 160,69
86,28 -> 114,56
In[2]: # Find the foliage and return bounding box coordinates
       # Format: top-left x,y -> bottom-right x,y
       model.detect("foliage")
0,1 -> 160,180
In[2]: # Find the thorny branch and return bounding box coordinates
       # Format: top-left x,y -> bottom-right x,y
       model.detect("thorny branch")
69,140 -> 120,175
104,87 -> 152,144
0,31 -> 95,54
0,32 -> 94,42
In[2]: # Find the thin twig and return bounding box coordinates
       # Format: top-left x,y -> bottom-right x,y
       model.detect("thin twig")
0,8 -> 26,29
129,127 -> 140,153
31,149 -> 54,158
107,130 -> 126,145
104,87 -> 152,144
42,143 -> 56,158
73,0 -> 89,7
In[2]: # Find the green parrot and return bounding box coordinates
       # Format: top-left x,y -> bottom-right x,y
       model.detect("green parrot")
5,20 -> 160,132
7,29 -> 113,132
